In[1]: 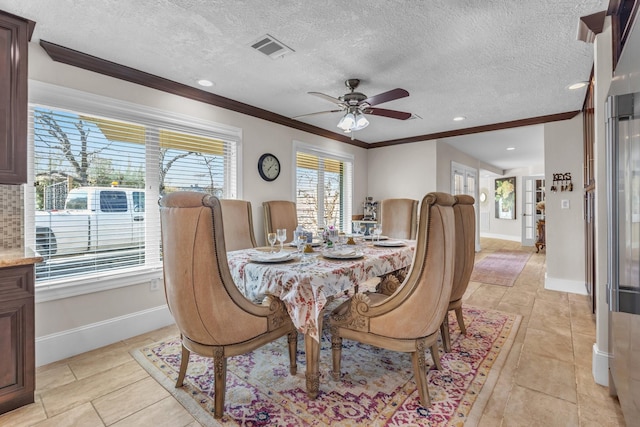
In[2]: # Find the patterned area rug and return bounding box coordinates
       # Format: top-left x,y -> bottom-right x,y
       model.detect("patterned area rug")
470,250 -> 532,287
132,307 -> 520,426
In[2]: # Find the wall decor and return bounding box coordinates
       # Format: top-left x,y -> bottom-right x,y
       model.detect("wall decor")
257,153 -> 280,182
495,176 -> 516,219
549,172 -> 573,192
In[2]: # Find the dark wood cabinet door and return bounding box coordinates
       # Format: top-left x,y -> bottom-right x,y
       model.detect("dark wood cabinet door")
0,11 -> 30,184
0,265 -> 35,414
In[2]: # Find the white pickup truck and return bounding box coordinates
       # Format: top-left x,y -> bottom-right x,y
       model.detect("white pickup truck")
35,187 -> 146,258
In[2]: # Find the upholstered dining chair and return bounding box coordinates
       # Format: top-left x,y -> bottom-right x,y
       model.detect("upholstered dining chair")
440,195 -> 476,352
159,191 -> 298,419
262,200 -> 298,243
220,199 -> 257,251
329,192 -> 456,408
378,198 -> 419,239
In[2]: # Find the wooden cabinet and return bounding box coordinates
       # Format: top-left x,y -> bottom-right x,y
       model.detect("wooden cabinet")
0,11 -> 34,184
0,265 -> 35,414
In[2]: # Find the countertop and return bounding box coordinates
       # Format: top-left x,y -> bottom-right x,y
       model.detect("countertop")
0,247 -> 44,268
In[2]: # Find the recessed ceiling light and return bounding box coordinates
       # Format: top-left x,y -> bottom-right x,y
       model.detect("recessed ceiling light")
453,116 -> 466,121
567,82 -> 588,90
506,147 -> 516,151
197,79 -> 214,87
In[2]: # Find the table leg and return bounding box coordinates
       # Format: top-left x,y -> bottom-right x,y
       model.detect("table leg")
304,315 -> 323,399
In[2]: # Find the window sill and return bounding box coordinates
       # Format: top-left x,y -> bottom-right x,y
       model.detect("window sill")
35,266 -> 164,303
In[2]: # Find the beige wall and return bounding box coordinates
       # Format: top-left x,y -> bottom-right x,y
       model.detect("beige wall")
543,115 -> 586,285
366,140 -> 438,201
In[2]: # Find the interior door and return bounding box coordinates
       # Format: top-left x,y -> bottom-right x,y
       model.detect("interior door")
521,176 -> 545,246
452,162 -> 479,249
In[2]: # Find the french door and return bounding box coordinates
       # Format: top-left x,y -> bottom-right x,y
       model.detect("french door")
452,162 -> 478,249
521,176 -> 545,246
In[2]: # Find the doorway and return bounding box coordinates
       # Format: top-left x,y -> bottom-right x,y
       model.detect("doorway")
452,162 -> 479,250
521,176 -> 545,246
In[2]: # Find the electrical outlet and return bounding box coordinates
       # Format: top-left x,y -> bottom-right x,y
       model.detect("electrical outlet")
150,279 -> 161,291
561,200 -> 570,209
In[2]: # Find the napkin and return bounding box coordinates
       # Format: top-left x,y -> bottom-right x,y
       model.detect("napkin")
251,251 -> 290,261
334,248 -> 357,257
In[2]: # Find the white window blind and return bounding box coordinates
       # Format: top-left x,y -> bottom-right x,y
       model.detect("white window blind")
295,146 -> 353,233
29,102 -> 238,285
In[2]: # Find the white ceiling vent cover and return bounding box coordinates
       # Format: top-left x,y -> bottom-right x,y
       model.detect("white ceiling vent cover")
250,34 -> 294,59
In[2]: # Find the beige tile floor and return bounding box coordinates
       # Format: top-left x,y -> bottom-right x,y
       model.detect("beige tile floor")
0,238 -> 627,426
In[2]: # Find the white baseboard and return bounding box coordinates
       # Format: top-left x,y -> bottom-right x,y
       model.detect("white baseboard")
592,343 -> 610,386
479,232 -> 521,242
544,275 -> 588,295
35,304 -> 174,367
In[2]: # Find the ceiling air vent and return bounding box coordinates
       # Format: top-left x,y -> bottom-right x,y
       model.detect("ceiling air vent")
250,34 -> 294,59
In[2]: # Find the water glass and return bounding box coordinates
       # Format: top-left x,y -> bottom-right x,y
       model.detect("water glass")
374,224 -> 383,242
276,228 -> 286,252
267,232 -> 277,252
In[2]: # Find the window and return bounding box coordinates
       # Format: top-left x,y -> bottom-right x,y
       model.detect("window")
27,83 -> 240,292
294,143 -> 353,233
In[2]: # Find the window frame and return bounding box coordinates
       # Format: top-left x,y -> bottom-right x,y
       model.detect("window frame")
292,141 -> 353,233
27,81 -> 242,302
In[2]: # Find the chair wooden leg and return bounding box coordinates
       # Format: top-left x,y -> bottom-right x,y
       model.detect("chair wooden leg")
331,334 -> 343,380
440,317 -> 451,353
455,307 -> 466,334
287,331 -> 298,375
412,347 -> 431,407
213,349 -> 227,419
175,344 -> 190,387
430,343 -> 442,371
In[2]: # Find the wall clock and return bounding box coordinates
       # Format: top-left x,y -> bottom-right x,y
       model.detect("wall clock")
258,153 -> 280,182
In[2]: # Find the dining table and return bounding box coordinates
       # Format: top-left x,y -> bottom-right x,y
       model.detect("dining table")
226,238 -> 416,399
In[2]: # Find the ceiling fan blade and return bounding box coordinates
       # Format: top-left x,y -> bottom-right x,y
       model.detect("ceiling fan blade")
308,91 -> 345,106
292,109 -> 342,119
362,88 -> 409,107
364,108 -> 412,120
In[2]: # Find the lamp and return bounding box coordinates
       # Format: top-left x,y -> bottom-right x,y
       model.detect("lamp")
337,108 -> 369,133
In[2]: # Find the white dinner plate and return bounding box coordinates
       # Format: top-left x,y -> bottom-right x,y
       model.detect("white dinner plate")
322,249 -> 364,260
373,240 -> 406,247
364,235 -> 388,241
249,252 -> 296,263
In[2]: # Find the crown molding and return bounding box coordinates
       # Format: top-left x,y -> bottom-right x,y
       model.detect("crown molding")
40,39 -> 580,150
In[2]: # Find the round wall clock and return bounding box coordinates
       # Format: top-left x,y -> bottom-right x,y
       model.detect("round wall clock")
258,153 -> 281,181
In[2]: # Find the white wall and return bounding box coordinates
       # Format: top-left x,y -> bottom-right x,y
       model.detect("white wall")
543,115 -> 586,293
27,42 -> 370,364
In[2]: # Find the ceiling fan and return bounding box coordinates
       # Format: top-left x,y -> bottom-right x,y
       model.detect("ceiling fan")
294,79 -> 412,136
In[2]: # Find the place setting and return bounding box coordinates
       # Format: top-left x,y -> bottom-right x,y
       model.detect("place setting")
321,247 -> 364,260
249,229 -> 298,263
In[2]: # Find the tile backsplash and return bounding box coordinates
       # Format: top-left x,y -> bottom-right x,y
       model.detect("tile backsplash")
0,184 -> 24,249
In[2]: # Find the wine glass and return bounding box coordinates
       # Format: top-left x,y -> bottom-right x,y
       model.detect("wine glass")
276,228 -> 287,252
358,224 -> 367,244
373,224 -> 383,242
375,224 -> 382,242
293,232 -> 306,261
267,232 -> 277,252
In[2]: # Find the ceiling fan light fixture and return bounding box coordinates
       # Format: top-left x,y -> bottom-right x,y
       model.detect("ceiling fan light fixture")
353,112 -> 369,130
337,111 -> 357,131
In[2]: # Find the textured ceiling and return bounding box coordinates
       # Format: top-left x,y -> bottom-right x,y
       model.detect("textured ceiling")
1,0 -> 607,169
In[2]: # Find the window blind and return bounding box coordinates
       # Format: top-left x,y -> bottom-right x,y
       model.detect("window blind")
295,148 -> 353,234
30,105 -> 238,284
